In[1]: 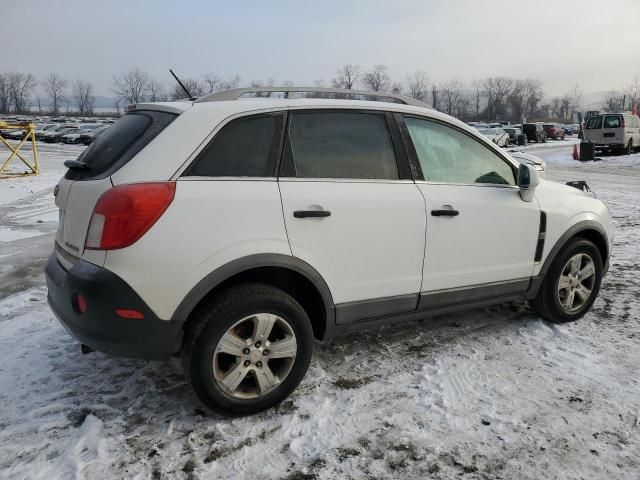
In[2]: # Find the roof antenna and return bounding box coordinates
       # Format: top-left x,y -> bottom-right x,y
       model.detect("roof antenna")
169,69 -> 195,100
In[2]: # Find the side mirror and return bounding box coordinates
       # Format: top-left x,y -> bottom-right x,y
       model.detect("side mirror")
517,163 -> 540,202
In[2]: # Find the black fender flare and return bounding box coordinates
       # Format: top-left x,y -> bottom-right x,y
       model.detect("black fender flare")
170,253 -> 336,336
528,220 -> 609,298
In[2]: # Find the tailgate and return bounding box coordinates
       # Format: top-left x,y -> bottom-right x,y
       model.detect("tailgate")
55,177 -> 112,268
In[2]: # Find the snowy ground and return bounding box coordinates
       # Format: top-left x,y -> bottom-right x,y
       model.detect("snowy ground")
0,141 -> 639,480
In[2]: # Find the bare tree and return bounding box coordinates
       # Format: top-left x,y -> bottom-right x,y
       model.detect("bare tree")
332,64 -> 361,90
203,74 -> 241,93
169,77 -> 206,100
0,74 -> 10,113
603,90 -> 625,112
431,84 -> 439,110
8,72 -> 37,113
471,79 -> 483,118
390,81 -> 403,94
112,68 -> 150,104
564,84 -> 583,121
441,79 -> 466,117
73,79 -> 94,115
44,73 -> 67,115
483,77 -> 514,120
523,78 -> 544,120
406,71 -> 428,101
361,65 -> 390,92
148,79 -> 166,102
624,74 -> 640,111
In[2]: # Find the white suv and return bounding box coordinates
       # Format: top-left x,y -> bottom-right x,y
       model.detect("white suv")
46,87 -> 614,415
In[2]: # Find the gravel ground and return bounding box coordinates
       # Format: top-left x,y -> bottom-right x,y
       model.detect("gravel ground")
0,140 -> 638,480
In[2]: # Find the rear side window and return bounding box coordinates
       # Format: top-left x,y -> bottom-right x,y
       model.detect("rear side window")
286,112 -> 398,179
586,116 -> 603,129
183,113 -> 283,177
66,110 -> 176,180
604,115 -> 621,129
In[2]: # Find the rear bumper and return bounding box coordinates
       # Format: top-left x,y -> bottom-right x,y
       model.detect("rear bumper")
594,143 -> 624,149
45,253 -> 182,360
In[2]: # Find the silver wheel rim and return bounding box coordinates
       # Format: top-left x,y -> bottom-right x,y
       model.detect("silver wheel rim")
557,253 -> 596,313
213,313 -> 297,399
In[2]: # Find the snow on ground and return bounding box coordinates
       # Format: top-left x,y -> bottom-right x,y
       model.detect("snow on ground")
0,142 -> 639,479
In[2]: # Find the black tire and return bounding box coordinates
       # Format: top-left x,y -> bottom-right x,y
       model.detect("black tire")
183,283 -> 314,416
627,140 -> 633,155
531,238 -> 603,323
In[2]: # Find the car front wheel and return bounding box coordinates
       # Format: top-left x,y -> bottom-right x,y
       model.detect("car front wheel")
183,283 -> 314,416
531,238 -> 603,323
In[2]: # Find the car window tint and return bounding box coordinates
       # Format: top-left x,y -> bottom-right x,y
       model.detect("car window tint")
586,116 -> 603,129
604,115 -> 620,129
405,117 -> 515,186
287,112 -> 398,179
66,110 -> 176,181
184,114 -> 282,177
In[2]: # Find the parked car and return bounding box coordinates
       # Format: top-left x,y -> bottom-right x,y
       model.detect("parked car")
3,129 -> 29,140
522,123 -> 547,143
582,113 -> 640,154
35,124 -> 59,140
508,150 -> 546,178
502,127 -> 522,144
79,126 -> 109,145
478,127 -> 510,147
42,126 -> 78,143
62,130 -> 91,144
543,123 -> 565,140
46,87 -> 614,415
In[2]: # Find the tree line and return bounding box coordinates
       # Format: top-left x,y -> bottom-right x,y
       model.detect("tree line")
1,65 -> 638,122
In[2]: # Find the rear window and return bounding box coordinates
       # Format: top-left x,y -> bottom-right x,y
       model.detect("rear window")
65,110 -> 176,180
604,115 -> 621,129
586,116 -> 603,129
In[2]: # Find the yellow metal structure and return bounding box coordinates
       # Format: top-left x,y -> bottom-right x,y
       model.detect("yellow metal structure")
0,121 -> 39,177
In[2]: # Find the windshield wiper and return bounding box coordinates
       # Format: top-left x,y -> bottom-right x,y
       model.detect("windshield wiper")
63,160 -> 91,171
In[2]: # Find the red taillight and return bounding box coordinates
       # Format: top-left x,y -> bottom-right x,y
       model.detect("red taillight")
620,117 -> 626,128
74,293 -> 88,314
115,309 -> 144,320
85,182 -> 175,250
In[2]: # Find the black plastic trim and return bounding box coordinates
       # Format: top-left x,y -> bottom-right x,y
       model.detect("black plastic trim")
333,293 -> 527,337
418,279 -> 530,310
171,253 -> 336,338
335,293 -> 418,325
45,253 -> 182,360
534,211 -> 547,262
537,220 -> 609,277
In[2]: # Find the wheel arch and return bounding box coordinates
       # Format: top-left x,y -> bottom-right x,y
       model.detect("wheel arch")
539,221 -> 609,277
173,254 -> 336,341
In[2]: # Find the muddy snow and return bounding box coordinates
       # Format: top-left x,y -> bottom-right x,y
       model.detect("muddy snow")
0,141 -> 638,479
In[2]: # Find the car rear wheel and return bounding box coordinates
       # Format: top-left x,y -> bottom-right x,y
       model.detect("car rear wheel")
183,283 -> 314,416
531,238 -> 603,323
626,140 -> 633,155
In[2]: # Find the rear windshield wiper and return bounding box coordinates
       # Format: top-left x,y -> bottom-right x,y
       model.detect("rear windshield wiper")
63,160 -> 91,171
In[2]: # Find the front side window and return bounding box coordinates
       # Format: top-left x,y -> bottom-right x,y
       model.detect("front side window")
586,116 -> 603,129
405,117 -> 516,186
184,113 -> 283,177
604,115 -> 621,129
287,112 -> 398,179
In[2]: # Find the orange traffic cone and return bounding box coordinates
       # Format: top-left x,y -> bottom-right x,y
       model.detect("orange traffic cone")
573,143 -> 579,160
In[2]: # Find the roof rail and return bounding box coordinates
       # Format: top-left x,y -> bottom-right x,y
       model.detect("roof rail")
195,86 -> 431,108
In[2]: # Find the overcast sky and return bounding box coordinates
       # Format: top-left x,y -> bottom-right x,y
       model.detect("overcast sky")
3,0 -> 639,98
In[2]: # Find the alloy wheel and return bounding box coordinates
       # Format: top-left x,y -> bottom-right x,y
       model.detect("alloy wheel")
557,253 -> 596,313
213,313 -> 297,399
